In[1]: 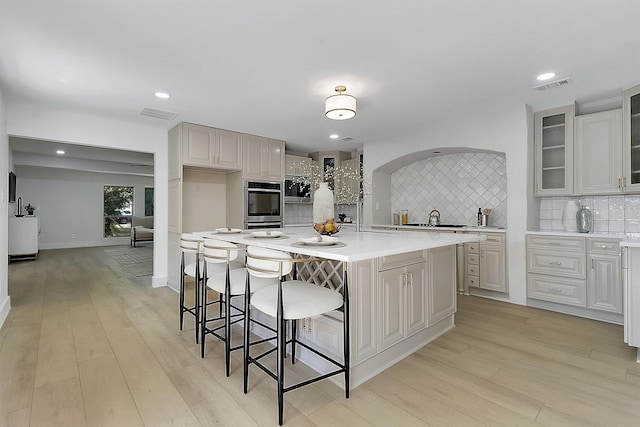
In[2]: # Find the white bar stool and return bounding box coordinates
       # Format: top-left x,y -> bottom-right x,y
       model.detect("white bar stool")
243,246 -> 350,426
179,233 -> 204,343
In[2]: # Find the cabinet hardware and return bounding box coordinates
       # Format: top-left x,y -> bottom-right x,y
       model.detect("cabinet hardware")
601,245 -> 608,249
547,242 -> 561,246
549,287 -> 562,293
408,272 -> 413,287
619,177 -> 622,188
623,177 -> 627,187
549,261 -> 562,266
592,259 -> 594,269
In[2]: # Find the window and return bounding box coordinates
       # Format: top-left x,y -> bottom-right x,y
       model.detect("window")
104,186 -> 133,237
144,187 -> 154,216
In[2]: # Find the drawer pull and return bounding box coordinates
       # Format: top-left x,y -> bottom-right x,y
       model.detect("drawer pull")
601,245 -> 608,249
547,242 -> 561,246
549,287 -> 562,293
548,261 -> 562,266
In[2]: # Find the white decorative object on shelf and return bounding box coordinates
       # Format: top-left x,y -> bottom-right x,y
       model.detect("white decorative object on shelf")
313,182 -> 334,224
562,199 -> 580,232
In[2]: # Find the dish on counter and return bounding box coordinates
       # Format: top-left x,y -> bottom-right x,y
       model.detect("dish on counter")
215,228 -> 242,234
299,236 -> 339,246
250,230 -> 284,238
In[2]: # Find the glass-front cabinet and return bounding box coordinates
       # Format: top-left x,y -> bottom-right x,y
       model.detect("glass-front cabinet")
534,105 -> 575,196
623,84 -> 640,192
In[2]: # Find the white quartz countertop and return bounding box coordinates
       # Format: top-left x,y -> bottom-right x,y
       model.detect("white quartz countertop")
372,224 -> 506,233
195,227 -> 482,262
527,230 -> 625,239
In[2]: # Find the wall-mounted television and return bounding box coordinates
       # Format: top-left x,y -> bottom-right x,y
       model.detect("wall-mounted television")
9,171 -> 16,203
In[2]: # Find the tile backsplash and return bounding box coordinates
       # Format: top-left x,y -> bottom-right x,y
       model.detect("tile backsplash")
390,152 -> 507,227
540,195 -> 640,236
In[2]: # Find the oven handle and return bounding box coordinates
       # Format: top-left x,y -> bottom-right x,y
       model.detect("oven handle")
248,188 -> 282,193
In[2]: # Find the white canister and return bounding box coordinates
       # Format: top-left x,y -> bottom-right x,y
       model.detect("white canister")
562,199 -> 580,232
313,182 -> 335,223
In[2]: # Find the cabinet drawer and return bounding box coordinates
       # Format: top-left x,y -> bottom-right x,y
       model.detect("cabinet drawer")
467,264 -> 479,277
527,273 -> 586,307
482,233 -> 505,246
526,235 -> 586,252
527,249 -> 586,278
467,253 -> 479,265
466,242 -> 479,253
467,275 -> 479,288
378,251 -> 425,271
588,238 -> 621,256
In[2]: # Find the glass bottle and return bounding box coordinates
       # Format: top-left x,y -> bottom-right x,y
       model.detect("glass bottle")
401,209 -> 409,225
576,205 -> 593,233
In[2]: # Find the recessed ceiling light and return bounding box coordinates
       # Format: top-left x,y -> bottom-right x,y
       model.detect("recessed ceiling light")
56,150 -> 65,155
155,92 -> 170,99
329,134 -> 339,139
536,72 -> 556,81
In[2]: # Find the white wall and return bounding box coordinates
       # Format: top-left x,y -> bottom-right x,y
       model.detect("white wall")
363,104 -> 530,305
15,166 -> 153,249
0,86 -> 10,327
7,102 -> 168,287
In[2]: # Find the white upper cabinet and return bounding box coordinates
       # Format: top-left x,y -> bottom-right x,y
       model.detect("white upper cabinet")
623,84 -> 640,192
181,123 -> 243,170
243,135 -> 285,181
575,109 -> 623,195
285,154 -> 311,176
534,105 -> 575,196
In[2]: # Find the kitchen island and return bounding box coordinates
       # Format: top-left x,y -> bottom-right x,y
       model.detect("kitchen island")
197,227 -> 483,388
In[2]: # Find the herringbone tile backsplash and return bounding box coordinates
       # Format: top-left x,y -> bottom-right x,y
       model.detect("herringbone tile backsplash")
390,152 -> 507,227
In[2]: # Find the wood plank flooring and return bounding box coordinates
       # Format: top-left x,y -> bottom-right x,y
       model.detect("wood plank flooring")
2,246 -> 639,426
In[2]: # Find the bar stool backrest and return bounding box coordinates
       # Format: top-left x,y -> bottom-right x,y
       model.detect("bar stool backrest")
202,239 -> 242,265
180,233 -> 203,265
246,246 -> 293,279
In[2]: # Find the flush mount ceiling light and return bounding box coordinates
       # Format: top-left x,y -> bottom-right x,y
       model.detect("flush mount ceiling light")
325,85 -> 356,120
56,150 -> 65,155
155,92 -> 170,99
329,134 -> 339,139
536,72 -> 556,81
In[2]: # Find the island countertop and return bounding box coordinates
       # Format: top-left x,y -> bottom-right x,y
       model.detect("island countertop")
194,227 -> 482,262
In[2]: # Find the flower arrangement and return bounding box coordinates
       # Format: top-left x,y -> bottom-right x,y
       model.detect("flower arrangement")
287,160 -> 368,205
25,204 -> 36,215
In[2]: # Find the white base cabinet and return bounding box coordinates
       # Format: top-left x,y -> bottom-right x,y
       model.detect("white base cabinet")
9,216 -> 39,260
527,234 -> 622,321
466,232 -> 507,293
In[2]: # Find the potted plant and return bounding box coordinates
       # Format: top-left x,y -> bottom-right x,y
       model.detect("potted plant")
25,204 -> 35,216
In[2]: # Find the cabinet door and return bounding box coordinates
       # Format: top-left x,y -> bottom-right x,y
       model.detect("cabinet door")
263,138 -> 284,180
534,105 -> 575,196
588,255 -> 622,313
480,245 -> 507,292
405,262 -> 427,336
215,129 -> 243,170
182,123 -> 215,167
623,84 -> 640,192
243,134 -> 264,179
575,109 -> 623,195
378,268 -> 404,350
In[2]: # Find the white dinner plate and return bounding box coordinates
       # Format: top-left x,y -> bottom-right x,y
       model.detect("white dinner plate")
299,236 -> 339,246
251,230 -> 284,238
215,228 -> 242,234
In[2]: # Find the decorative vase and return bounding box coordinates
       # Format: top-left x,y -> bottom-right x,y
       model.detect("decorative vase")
562,199 -> 580,232
576,205 -> 593,233
313,182 -> 335,224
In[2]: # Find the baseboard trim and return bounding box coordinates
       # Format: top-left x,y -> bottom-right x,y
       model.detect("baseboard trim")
40,238 -> 130,250
152,276 -> 168,288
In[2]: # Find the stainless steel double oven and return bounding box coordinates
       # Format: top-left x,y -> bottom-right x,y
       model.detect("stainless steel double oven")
244,180 -> 283,229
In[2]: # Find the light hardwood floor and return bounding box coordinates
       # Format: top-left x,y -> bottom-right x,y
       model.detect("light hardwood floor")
2,246 -> 639,426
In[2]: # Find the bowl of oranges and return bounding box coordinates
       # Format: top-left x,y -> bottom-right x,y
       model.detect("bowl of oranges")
313,218 -> 341,236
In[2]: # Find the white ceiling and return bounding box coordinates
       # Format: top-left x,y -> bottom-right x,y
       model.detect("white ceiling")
1,0 -> 639,158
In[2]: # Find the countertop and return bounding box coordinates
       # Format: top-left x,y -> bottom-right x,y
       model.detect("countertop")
196,227 -> 483,262
527,229 -> 625,239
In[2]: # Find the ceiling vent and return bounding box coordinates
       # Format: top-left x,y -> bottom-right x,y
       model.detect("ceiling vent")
140,107 -> 178,120
533,78 -> 570,91
340,136 -> 354,142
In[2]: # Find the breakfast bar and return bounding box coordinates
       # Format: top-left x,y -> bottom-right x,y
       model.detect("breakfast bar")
197,227 -> 482,388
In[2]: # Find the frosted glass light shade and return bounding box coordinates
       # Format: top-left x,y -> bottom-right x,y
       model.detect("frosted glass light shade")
325,93 -> 356,120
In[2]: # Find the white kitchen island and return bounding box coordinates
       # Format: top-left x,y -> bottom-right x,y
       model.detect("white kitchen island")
197,227 -> 482,388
